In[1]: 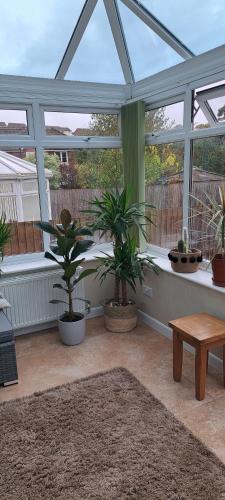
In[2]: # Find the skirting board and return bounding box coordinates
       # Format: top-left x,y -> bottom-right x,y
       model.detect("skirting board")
14,306 -> 104,337
138,310 -> 223,372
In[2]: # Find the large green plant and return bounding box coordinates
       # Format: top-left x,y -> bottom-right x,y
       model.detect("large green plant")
84,187 -> 154,247
37,210 -> 95,321
84,187 -> 157,305
0,213 -> 11,260
192,185 -> 225,259
96,236 -> 157,305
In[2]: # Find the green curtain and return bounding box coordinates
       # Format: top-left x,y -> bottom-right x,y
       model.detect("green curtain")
121,100 -> 145,248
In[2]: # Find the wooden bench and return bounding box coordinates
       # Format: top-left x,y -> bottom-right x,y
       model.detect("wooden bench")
169,313 -> 225,401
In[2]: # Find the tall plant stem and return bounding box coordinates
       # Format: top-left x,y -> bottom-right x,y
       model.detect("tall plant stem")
68,279 -> 74,321
121,279 -> 128,306
114,276 -> 120,303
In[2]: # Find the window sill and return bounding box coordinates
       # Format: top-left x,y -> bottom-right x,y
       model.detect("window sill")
148,251 -> 225,296
1,243 -> 113,277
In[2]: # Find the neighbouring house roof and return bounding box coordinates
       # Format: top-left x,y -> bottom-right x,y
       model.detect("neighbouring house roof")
46,126 -> 73,136
0,122 -> 27,134
162,167 -> 225,184
0,150 -> 52,179
73,128 -> 94,136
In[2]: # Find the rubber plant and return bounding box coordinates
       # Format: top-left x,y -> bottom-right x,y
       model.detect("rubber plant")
37,209 -> 96,321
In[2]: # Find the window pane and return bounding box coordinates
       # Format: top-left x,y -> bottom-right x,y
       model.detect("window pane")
0,149 -> 43,256
141,0 -> 225,55
194,81 -> 225,129
208,97 -> 225,123
145,102 -> 183,134
46,148 -> 123,242
66,0 -> 124,83
44,112 -> 119,136
145,142 -> 184,248
0,110 -> 28,135
0,0 -> 85,78
191,136 -> 225,260
118,1 -> 183,81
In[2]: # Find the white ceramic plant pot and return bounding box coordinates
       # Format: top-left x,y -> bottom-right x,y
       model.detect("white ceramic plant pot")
58,312 -> 85,346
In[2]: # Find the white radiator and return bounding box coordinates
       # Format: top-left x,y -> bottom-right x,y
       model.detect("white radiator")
0,268 -> 85,331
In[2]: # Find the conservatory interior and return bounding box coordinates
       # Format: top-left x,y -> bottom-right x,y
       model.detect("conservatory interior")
1,0 -> 225,498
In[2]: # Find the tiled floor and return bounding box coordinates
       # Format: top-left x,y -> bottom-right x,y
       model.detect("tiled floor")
1,316 -> 225,464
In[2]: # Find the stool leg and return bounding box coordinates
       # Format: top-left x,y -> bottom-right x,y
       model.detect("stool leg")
173,330 -> 183,382
223,345 -> 225,387
195,345 -> 207,401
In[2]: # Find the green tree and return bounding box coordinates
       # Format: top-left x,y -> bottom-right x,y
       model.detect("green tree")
89,114 -> 118,136
26,152 -> 61,189
76,149 -> 123,189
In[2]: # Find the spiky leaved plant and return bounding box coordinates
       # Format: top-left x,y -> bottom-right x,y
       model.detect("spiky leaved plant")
37,210 -> 96,322
96,236 -> 158,306
84,187 -> 157,304
0,213 -> 11,261
191,185 -> 225,260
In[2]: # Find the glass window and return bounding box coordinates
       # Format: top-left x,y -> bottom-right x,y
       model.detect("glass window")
46,147 -> 123,243
0,149 -> 43,256
0,0 -> 86,78
66,0 -> 124,84
141,0 -> 225,55
118,1 -> 183,81
190,136 -> 225,260
145,142 -> 184,248
0,109 -> 28,135
145,102 -> 183,134
193,82 -> 225,129
44,111 -> 119,136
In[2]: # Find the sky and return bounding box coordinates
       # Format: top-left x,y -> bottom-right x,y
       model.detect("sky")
0,0 -> 225,84
0,1 -> 225,127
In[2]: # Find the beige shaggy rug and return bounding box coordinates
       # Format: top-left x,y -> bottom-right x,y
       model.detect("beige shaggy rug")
1,368 -> 225,500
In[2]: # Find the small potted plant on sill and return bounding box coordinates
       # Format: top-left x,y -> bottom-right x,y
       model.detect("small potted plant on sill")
37,209 -> 96,345
84,187 -> 157,333
168,227 -> 202,273
193,186 -> 225,286
0,213 -> 11,264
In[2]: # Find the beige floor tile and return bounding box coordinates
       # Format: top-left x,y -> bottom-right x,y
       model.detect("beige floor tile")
1,317 -> 225,464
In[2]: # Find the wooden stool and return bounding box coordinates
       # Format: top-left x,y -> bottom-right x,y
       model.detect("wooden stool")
169,313 -> 225,401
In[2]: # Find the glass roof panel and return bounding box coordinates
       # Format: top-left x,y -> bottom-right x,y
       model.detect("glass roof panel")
0,0 -> 85,78
65,0 -> 125,84
141,0 -> 225,55
118,1 -> 183,81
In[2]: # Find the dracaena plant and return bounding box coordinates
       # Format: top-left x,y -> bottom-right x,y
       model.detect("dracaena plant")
37,209 -> 96,322
84,187 -> 157,305
96,236 -> 158,305
191,185 -> 225,259
0,213 -> 11,261
83,187 -> 155,249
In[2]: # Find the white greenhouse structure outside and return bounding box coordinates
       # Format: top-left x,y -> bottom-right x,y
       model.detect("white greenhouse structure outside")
0,151 -> 52,222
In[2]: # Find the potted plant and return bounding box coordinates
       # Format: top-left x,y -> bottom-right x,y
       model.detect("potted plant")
0,213 -> 11,263
37,209 -> 96,345
168,227 -> 202,273
84,187 -> 157,332
192,186 -> 225,286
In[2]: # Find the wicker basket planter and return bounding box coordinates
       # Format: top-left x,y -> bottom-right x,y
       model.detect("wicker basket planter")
104,301 -> 137,333
168,248 -> 202,273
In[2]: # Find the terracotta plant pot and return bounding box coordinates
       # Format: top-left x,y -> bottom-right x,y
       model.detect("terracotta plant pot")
212,254 -> 225,287
104,301 -> 137,333
168,248 -> 202,273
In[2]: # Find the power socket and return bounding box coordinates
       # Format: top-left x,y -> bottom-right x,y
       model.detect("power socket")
143,285 -> 153,298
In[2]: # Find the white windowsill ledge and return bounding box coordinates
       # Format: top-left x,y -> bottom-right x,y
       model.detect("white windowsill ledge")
147,253 -> 225,296
1,243 -> 113,277
1,243 -> 225,297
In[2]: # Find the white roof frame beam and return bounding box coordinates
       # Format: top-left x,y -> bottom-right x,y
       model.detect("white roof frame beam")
103,0 -> 134,84
120,0 -> 194,60
55,0 -> 98,80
